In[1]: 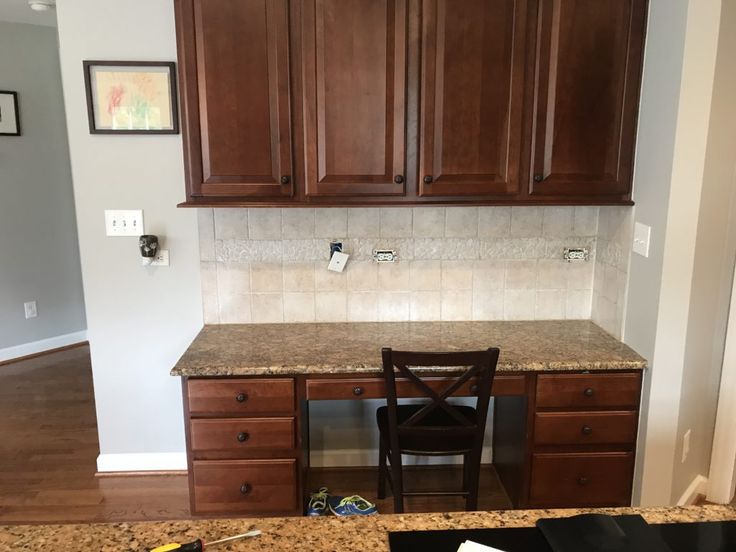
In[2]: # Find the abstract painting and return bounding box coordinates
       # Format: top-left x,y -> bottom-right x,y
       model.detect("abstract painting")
0,91 -> 20,136
83,61 -> 178,134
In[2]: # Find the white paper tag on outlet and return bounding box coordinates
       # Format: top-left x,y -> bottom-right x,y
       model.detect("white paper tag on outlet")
328,251 -> 349,272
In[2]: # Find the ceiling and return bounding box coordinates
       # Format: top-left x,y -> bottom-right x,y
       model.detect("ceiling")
0,0 -> 56,27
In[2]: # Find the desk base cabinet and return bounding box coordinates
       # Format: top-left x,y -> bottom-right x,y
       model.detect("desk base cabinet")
181,370 -> 642,516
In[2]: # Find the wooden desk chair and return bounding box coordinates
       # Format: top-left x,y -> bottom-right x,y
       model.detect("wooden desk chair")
376,347 -> 500,513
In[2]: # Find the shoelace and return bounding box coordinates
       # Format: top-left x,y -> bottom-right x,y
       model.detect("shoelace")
309,487 -> 329,506
338,495 -> 374,509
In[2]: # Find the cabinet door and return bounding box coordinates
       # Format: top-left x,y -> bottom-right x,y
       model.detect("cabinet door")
177,0 -> 293,198
299,0 -> 407,197
529,0 -> 647,198
419,0 -> 530,197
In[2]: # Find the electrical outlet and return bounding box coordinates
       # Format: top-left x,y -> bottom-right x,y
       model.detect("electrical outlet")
24,301 -> 37,319
151,249 -> 169,266
563,247 -> 589,262
682,429 -> 691,463
104,210 -> 144,236
372,249 -> 397,263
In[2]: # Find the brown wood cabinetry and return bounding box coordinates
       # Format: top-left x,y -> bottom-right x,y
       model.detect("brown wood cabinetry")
175,0 -> 648,206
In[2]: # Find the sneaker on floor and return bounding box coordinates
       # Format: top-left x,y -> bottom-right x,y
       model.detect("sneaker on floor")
327,494 -> 378,516
307,487 -> 330,516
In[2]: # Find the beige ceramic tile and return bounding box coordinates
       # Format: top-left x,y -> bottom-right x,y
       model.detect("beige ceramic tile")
200,262 -> 219,323
315,261 -> 348,290
472,260 -> 505,290
347,208 -> 380,237
472,289 -> 504,321
248,208 -> 282,239
566,289 -> 593,319
315,291 -> 348,322
412,207 -> 445,238
380,207 -> 413,238
347,291 -> 379,321
478,207 -> 511,238
216,262 -> 250,296
283,292 -> 316,322
250,262 -> 283,292
214,209 -> 248,240
535,290 -> 566,319
573,206 -> 599,236
542,207 -> 574,237
566,261 -> 595,290
503,289 -> 535,320
509,206 -> 543,237
314,208 -> 348,238
282,208 -> 315,239
347,260 -> 379,291
445,207 -> 478,238
441,260 -> 473,290
378,262 -> 411,291
536,259 -> 568,290
378,291 -> 411,321
218,293 -> 252,324
504,260 -> 537,289
410,291 -> 441,321
441,290 -> 472,320
409,260 -> 442,291
197,209 -> 216,261
251,293 -> 284,323
283,262 -> 316,292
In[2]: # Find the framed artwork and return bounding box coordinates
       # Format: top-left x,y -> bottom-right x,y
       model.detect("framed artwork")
83,61 -> 179,134
0,91 -> 20,136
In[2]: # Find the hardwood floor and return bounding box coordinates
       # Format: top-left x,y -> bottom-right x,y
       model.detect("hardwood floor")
0,345 -> 189,524
0,345 -> 512,524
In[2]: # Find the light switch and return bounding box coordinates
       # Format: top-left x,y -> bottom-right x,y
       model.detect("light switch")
633,222 -> 651,257
105,210 -> 144,236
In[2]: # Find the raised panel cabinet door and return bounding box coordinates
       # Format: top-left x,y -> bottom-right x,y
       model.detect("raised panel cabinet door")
176,0 -> 293,198
419,0 -> 530,197
299,0 -> 408,196
529,0 -> 647,198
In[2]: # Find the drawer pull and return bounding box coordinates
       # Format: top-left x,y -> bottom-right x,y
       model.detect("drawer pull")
237,432 -> 250,442
353,386 -> 364,396
583,388 -> 594,397
581,425 -> 593,436
240,482 -> 252,495
577,476 -> 589,486
235,392 -> 248,403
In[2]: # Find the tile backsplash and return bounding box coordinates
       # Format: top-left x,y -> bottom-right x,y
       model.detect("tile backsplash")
198,206 -> 608,325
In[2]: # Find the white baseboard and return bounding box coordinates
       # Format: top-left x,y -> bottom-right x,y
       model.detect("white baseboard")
0,330 -> 87,363
97,452 -> 188,473
676,474 -> 708,506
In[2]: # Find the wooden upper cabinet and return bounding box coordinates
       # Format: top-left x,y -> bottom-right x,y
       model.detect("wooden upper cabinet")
176,0 -> 293,198
418,0 -> 530,198
529,0 -> 647,198
298,0 -> 408,197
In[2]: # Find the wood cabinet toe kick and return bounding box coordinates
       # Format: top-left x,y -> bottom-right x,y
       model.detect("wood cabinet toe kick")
180,370 -> 643,515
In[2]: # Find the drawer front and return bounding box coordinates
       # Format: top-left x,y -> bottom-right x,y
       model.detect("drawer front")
306,375 -> 526,400
534,411 -> 638,446
192,459 -> 297,514
190,418 -> 295,453
188,379 -> 294,416
536,373 -> 641,409
529,452 -> 634,507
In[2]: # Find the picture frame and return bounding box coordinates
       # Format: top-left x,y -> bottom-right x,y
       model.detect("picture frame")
82,61 -> 179,134
0,91 -> 21,136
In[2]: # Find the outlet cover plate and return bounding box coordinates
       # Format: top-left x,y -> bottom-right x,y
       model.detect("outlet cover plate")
633,222 -> 651,257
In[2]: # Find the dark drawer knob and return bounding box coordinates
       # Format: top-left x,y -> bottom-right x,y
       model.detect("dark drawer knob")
394,174 -> 404,184
470,385 -> 479,395
577,476 -> 589,486
533,174 -> 544,182
581,425 -> 593,435
353,386 -> 364,396
240,482 -> 252,495
583,388 -> 594,397
237,432 -> 250,442
280,175 -> 290,185
235,392 -> 248,403
423,175 -> 433,184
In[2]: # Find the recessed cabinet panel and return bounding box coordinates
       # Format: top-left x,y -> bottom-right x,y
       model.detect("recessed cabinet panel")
300,0 -> 407,196
419,0 -> 529,197
184,0 -> 293,197
529,0 -> 646,197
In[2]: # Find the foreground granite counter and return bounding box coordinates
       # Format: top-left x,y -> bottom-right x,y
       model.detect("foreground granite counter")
171,320 -> 646,376
2,506 -> 734,551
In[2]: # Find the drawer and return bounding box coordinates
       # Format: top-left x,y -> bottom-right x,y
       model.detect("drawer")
529,452 -> 634,507
536,373 -> 641,409
192,459 -> 297,514
306,375 -> 526,400
188,378 -> 294,416
190,417 -> 295,453
534,411 -> 638,446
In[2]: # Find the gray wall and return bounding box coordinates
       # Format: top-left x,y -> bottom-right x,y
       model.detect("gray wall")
0,21 -> 86,350
56,0 -> 203,468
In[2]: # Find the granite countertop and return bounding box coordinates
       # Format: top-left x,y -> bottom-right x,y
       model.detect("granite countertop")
171,320 -> 646,376
2,506 -> 734,551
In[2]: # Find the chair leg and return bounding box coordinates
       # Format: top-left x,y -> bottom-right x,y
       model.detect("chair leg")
377,437 -> 387,499
462,453 -> 469,492
390,449 -> 404,514
465,450 -> 482,511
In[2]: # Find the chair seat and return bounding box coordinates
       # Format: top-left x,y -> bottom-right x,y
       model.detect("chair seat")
376,404 -> 478,454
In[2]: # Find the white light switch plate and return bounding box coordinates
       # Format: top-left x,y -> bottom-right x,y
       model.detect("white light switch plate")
105,210 -> 144,236
633,222 -> 651,257
328,251 -> 349,272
